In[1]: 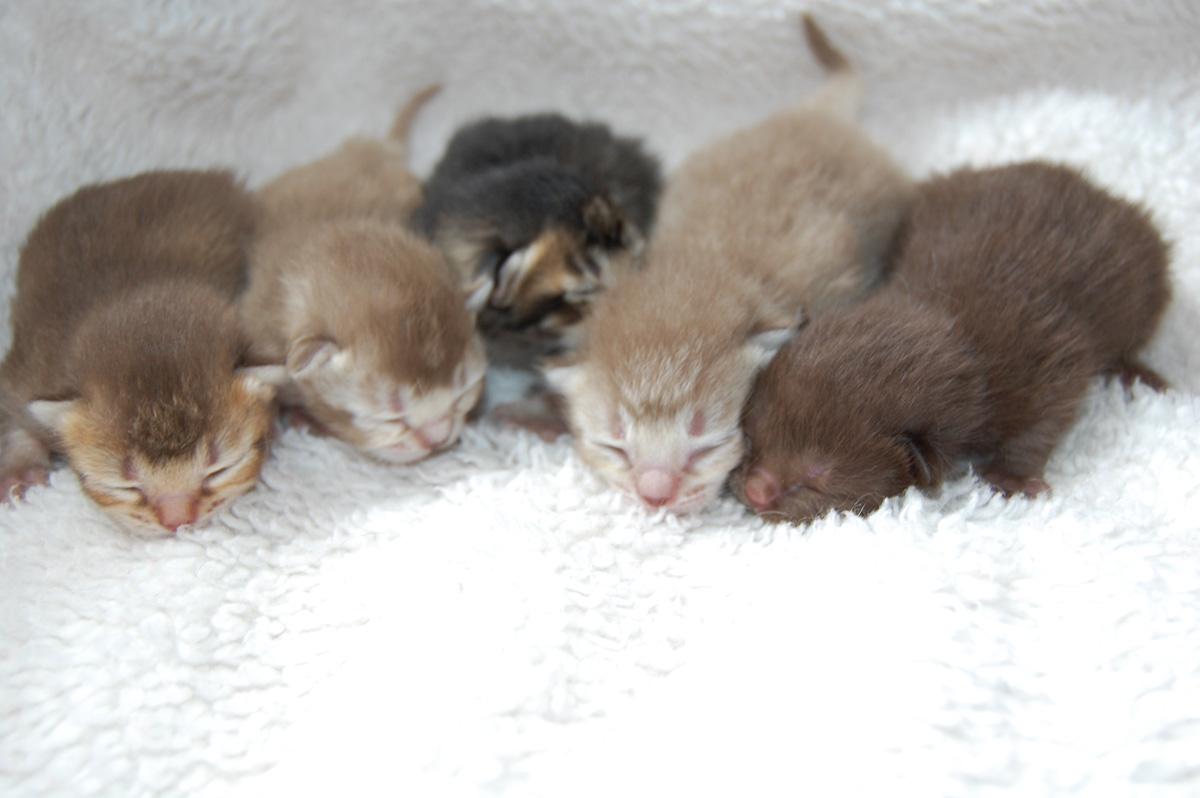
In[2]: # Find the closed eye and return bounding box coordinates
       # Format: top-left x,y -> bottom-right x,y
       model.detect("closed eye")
205,450 -> 254,486
684,435 -> 738,471
96,482 -> 145,501
684,444 -> 720,472
596,442 -> 631,467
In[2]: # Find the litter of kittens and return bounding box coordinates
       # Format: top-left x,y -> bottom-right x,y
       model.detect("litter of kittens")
2,2 -> 1198,795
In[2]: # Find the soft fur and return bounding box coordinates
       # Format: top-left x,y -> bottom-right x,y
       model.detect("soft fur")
734,160 -> 1170,523
241,88 -> 489,464
0,170 -> 281,531
547,16 -> 913,513
3,2 -> 1200,795
412,112 -> 662,361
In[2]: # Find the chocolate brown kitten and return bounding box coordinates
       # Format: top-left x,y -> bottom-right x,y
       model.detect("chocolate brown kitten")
241,86 -> 490,463
0,170 -> 283,531
733,160 -> 1171,523
545,15 -> 913,513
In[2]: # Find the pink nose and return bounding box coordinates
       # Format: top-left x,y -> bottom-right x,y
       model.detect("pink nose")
636,469 -> 680,508
743,468 -> 781,512
153,492 -> 199,532
416,417 -> 454,450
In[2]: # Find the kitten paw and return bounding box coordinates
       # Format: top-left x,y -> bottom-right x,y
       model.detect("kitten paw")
983,471 -> 1050,498
281,407 -> 331,437
1,466 -> 51,504
1116,360 -> 1168,393
491,400 -> 569,442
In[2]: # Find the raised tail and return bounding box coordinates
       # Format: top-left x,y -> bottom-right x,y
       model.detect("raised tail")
801,14 -> 861,120
388,83 -> 443,149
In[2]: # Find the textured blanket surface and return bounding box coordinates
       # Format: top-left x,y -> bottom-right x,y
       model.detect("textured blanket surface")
2,1 -> 1200,795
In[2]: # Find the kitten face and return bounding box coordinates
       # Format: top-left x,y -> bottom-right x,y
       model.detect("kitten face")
475,196 -> 642,343
731,426 -> 915,524
546,346 -> 764,513
288,336 -> 488,463
29,369 -> 281,533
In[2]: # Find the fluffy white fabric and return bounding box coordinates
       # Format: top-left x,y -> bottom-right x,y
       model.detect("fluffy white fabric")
2,1 -> 1199,795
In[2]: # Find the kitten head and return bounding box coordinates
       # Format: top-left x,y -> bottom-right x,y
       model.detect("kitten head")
278,223 -> 491,463
29,366 -> 284,533
731,414 -> 931,524
730,300 -> 986,524
544,309 -> 801,513
479,194 -> 642,338
284,331 -> 487,464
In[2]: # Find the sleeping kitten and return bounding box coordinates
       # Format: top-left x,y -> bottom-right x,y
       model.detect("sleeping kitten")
732,161 -> 1171,523
241,85 -> 490,463
0,170 -> 283,532
544,15 -> 913,513
412,110 -> 662,362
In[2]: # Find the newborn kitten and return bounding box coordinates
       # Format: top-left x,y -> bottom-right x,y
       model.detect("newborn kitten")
545,15 -> 913,513
412,110 -> 662,362
733,160 -> 1171,524
0,170 -> 283,532
241,86 -> 490,464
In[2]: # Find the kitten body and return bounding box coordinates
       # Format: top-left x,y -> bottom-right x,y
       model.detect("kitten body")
0,170 -> 281,531
241,86 -> 489,463
546,16 -> 913,513
734,161 -> 1171,523
413,111 -> 662,362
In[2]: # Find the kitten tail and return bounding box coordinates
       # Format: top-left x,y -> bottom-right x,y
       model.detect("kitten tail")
389,83 -> 443,153
800,14 -> 861,121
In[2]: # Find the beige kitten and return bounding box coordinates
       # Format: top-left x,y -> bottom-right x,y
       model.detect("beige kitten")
241,86 -> 491,464
544,16 -> 913,513
0,170 -> 284,532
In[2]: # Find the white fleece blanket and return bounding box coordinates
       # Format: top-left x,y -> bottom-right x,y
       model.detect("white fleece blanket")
2,1 -> 1199,795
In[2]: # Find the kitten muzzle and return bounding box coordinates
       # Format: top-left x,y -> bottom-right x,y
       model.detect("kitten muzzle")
152,491 -> 200,532
635,468 -> 681,508
742,468 -> 781,512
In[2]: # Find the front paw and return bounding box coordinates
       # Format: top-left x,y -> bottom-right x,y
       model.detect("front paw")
982,471 -> 1050,498
1,466 -> 51,504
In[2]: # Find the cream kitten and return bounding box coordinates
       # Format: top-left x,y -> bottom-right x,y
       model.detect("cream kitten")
241,85 -> 491,463
0,170 -> 283,532
545,16 -> 913,512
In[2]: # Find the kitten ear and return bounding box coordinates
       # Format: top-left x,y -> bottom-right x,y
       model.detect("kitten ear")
540,356 -> 585,397
464,272 -> 494,315
744,308 -> 808,369
488,245 -> 533,308
27,399 -> 76,436
582,195 -> 626,249
235,365 -> 290,400
287,337 -> 341,378
899,432 -> 941,488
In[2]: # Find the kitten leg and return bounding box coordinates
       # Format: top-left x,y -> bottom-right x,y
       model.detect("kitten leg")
981,396 -> 1085,499
1112,358 -> 1168,393
280,405 -> 332,437
0,419 -> 53,503
491,393 -> 570,442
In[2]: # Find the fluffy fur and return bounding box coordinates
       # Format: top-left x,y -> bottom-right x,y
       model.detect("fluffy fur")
0,170 -> 281,532
241,86 -> 489,464
733,160 -> 1171,523
546,15 -> 913,513
412,112 -> 662,362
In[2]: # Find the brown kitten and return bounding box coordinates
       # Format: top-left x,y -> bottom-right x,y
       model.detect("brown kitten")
544,15 -> 913,513
733,160 -> 1171,524
241,86 -> 491,463
0,170 -> 283,531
